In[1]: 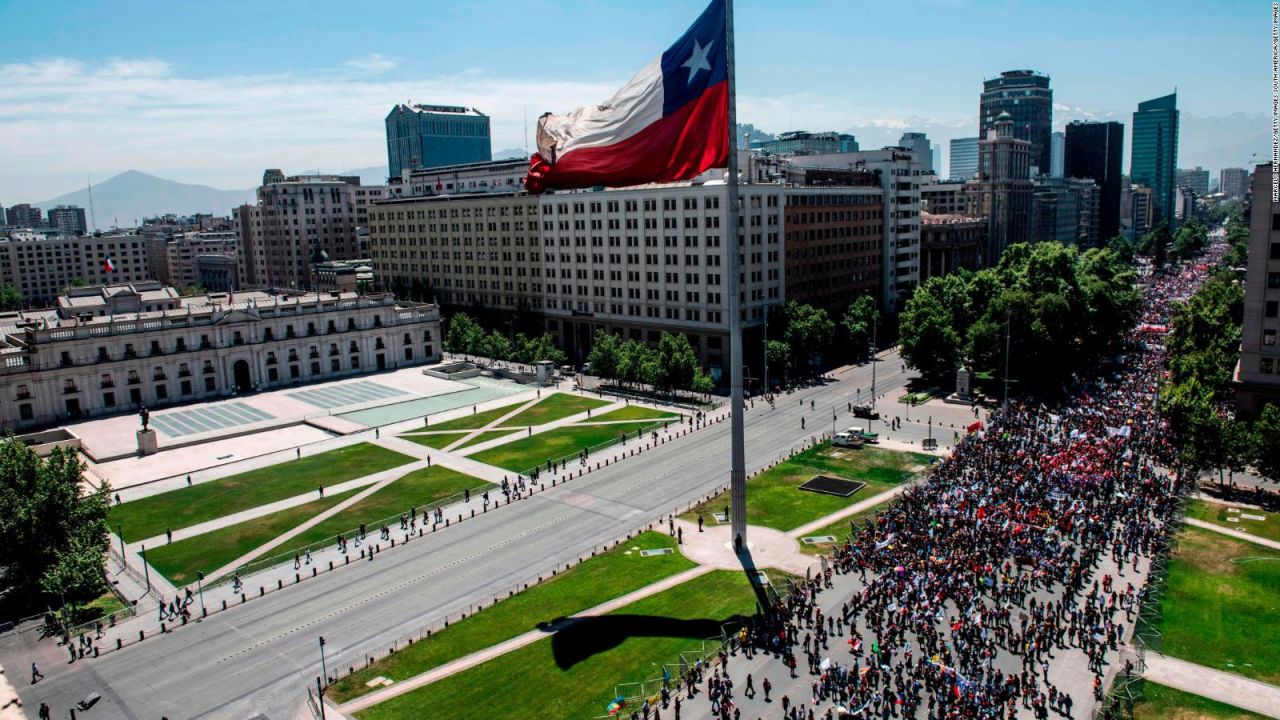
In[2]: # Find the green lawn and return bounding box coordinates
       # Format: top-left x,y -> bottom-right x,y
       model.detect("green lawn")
797,495 -> 896,555
399,432 -> 467,449
288,467 -> 493,549
1160,526 -> 1280,684
580,405 -> 680,423
456,429 -> 523,450
355,569 -> 758,720
144,488 -> 360,585
427,401 -> 527,431
682,443 -> 929,532
1133,681 -> 1271,720
497,393 -> 609,428
468,421 -> 661,473
110,444 -> 415,542
329,531 -> 694,703
1185,500 -> 1280,542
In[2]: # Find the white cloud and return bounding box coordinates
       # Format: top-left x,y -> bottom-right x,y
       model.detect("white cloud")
344,54 -> 397,74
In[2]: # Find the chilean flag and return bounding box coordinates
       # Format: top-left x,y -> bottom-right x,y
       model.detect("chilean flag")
103,256 -> 116,272
525,0 -> 728,193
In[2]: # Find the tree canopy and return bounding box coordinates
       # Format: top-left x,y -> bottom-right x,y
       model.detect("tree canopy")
0,441 -> 111,613
898,242 -> 1140,388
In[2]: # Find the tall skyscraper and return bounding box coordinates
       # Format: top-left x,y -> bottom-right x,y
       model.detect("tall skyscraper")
949,137 -> 979,180
1064,120 -> 1124,242
1177,167 -> 1210,196
980,70 -> 1053,176
967,112 -> 1033,262
899,132 -> 934,174
1130,93 -> 1179,228
385,103 -> 492,177
1236,164 -> 1280,418
1220,167 -> 1250,200
1049,132 -> 1065,178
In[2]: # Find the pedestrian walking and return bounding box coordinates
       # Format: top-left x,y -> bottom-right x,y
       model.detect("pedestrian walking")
31,662 -> 42,684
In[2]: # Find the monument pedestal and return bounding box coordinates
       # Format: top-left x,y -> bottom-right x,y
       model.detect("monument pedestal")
136,429 -> 158,456
945,366 -> 975,406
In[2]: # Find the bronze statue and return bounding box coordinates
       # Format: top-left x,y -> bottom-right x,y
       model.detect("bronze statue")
139,405 -> 150,431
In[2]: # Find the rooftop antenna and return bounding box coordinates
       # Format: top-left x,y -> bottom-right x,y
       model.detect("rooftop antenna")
86,175 -> 97,232
523,106 -> 530,157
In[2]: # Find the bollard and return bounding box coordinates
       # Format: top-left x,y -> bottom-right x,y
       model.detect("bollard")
278,579 -> 283,590
391,538 -> 396,547
446,518 -> 450,527
344,555 -> 350,565
241,592 -> 246,603
139,630 -> 145,642
329,560 -> 334,570
295,572 -> 301,583
471,509 -> 475,518
160,622 -> 166,633
222,599 -> 227,611
94,647 -> 99,658
117,638 -> 122,650
259,587 -> 264,597
202,607 -> 207,618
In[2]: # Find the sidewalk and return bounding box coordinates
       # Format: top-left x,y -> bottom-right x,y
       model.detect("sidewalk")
337,566 -> 715,715
1144,654 -> 1280,719
1185,517 -> 1280,551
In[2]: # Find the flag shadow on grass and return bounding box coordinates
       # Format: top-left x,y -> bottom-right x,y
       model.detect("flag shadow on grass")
540,615 -> 746,670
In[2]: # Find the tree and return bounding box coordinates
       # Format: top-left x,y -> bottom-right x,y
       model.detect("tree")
1106,234 -> 1135,264
444,313 -> 484,355
766,339 -> 791,386
841,295 -> 879,360
481,329 -> 513,361
899,288 -> 962,382
1171,219 -> 1208,261
782,302 -> 835,372
518,333 -> 566,367
618,339 -> 655,388
0,284 -> 24,311
587,332 -> 622,384
0,441 -> 110,613
1166,270 -> 1244,392
1251,405 -> 1280,483
654,332 -> 699,394
177,285 -> 207,297
692,368 -> 715,396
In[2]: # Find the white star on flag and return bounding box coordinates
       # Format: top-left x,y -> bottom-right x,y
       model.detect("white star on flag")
682,38 -> 714,85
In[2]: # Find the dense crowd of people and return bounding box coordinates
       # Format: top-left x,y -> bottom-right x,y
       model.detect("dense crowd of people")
671,254 -> 1217,720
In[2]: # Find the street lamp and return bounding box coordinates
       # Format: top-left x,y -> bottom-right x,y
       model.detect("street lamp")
140,544 -> 151,593
117,524 -> 126,567
195,571 -> 206,618
318,636 -> 329,687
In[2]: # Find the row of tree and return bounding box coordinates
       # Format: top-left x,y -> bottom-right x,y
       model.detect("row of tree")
0,283 -> 22,311
444,313 -> 568,367
1156,269 -> 1279,481
0,440 -> 111,619
586,331 -> 714,397
898,242 -> 1142,389
764,297 -> 880,384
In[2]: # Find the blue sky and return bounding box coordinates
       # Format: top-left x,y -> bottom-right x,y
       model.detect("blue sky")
0,0 -> 1269,200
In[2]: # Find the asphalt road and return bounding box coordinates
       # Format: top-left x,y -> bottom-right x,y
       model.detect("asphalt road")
13,353 -> 925,720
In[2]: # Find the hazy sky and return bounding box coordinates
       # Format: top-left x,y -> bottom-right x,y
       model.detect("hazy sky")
0,0 -> 1269,200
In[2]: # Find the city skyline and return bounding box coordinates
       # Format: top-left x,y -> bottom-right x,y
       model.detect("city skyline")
0,0 -> 1268,200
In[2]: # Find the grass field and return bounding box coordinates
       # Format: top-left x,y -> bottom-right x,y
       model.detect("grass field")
399,432 -> 467,449
1132,682 -> 1271,720
355,569 -> 758,720
110,444 -> 415,542
497,393 -> 609,428
796,495 -> 896,555
581,405 -> 680,423
427,401 -> 527,431
145,488 -> 360,585
456,429 -> 523,450
1159,526 -> 1280,684
329,531 -> 694,703
1185,500 -> 1280,543
468,421 -> 661,473
683,443 -> 929,532
288,466 -> 493,549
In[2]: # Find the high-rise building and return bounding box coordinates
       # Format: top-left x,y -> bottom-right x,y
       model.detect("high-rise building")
1030,177 -> 1099,246
1220,167 -> 1250,200
1130,93 -> 1179,228
385,103 -> 492,177
1177,167 -> 1210,196
1130,185 -> 1154,240
234,170 -> 365,290
46,205 -> 88,236
898,132 -> 934,174
1049,132 -> 1065,178
980,70 -> 1053,176
1064,121 -> 1124,242
1235,164 -> 1280,418
967,112 -> 1033,262
752,131 -> 858,156
5,204 -> 44,228
949,137 -> 980,181
0,206 -> 7,226
783,186 -> 884,317
157,231 -> 239,288
0,231 -> 150,305
920,213 -> 984,283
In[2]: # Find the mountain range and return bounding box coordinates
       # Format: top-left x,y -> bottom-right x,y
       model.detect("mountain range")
32,171 -> 255,231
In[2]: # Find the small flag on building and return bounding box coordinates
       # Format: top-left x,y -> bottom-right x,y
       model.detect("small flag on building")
103,257 -> 116,272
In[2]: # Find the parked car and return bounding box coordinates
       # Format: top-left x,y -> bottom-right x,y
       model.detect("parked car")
833,431 -> 864,448
853,405 -> 880,420
860,431 -> 880,444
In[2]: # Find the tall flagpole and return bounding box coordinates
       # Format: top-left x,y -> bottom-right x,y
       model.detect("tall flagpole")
724,0 -> 747,552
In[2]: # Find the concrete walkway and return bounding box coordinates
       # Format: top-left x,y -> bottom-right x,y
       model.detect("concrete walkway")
336,565 -> 714,715
1144,654 -> 1280,718
1186,517 -> 1280,551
